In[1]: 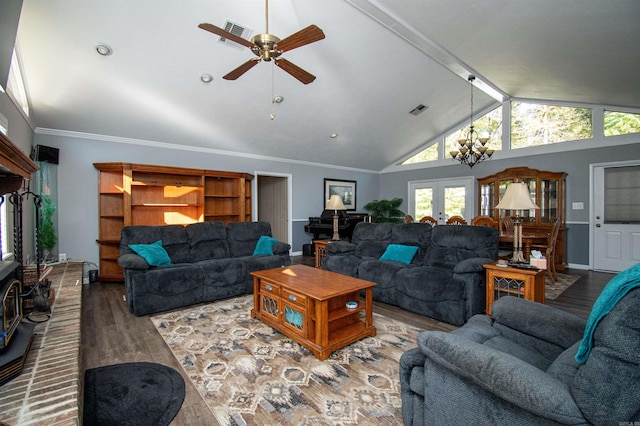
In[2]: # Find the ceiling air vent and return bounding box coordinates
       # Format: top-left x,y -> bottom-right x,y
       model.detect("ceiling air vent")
218,20 -> 253,50
409,104 -> 429,116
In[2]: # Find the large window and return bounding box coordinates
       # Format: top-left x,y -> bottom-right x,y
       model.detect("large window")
401,100 -> 635,168
402,143 -> 438,165
445,106 -> 502,156
7,50 -> 29,117
604,110 -> 640,137
511,102 -> 591,148
402,106 -> 502,165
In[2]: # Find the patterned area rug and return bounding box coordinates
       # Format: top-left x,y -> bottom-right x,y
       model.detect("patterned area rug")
546,272 -> 580,300
150,295 -> 420,426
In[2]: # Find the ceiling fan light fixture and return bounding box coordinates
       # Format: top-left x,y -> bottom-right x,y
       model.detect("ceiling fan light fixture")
272,95 -> 284,104
95,43 -> 112,56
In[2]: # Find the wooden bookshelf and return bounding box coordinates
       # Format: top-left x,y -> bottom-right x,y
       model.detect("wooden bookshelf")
94,163 -> 253,281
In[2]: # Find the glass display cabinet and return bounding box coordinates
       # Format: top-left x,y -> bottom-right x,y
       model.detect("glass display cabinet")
478,167 -> 567,271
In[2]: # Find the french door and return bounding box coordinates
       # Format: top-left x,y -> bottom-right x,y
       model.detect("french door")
591,162 -> 640,272
408,177 -> 474,224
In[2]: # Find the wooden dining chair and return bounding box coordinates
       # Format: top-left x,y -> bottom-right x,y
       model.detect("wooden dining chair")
446,215 -> 467,225
419,216 -> 438,226
500,216 -> 514,236
471,215 -> 497,228
531,217 -> 561,284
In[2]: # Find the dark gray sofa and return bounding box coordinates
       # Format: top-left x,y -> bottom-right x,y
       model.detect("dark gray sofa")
322,222 -> 499,325
117,221 -> 291,316
399,267 -> 640,425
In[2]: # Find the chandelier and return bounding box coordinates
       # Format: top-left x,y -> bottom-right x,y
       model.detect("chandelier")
450,75 -> 494,168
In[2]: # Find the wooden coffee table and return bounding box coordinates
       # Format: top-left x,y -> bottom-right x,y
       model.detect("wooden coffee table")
250,264 -> 377,360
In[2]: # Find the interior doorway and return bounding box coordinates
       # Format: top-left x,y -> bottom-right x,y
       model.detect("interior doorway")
254,172 -> 292,246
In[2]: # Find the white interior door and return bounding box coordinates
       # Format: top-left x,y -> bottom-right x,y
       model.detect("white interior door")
408,177 -> 474,223
592,162 -> 640,272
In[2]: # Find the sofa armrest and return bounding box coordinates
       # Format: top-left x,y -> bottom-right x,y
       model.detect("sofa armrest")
117,253 -> 150,270
272,241 -> 291,256
491,297 -> 586,349
326,241 -> 356,255
419,331 -> 586,424
453,257 -> 495,274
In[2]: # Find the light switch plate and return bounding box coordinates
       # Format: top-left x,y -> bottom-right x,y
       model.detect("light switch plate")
572,202 -> 584,210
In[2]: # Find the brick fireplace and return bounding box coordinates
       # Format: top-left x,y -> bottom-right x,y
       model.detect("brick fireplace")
0,262 -> 83,425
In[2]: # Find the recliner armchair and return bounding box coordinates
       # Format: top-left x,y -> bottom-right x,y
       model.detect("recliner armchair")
400,265 -> 640,425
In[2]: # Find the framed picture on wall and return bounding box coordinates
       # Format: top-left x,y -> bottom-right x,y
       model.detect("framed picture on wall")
324,178 -> 357,210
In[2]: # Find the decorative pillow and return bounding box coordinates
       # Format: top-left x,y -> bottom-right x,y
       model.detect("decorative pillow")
128,240 -> 172,266
253,235 -> 279,256
379,244 -> 419,264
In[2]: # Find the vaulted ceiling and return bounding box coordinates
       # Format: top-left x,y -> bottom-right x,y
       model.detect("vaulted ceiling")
15,0 -> 640,171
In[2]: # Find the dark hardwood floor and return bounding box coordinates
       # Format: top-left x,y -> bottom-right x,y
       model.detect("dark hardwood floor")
80,256 -> 614,425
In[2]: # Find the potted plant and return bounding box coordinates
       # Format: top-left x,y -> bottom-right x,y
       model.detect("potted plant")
363,197 -> 405,223
38,195 -> 57,262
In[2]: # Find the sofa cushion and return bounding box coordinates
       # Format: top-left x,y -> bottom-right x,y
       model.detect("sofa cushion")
131,264 -> 203,315
186,221 -> 229,262
424,225 -> 498,269
570,287 -> 640,424
359,259 -> 409,289
546,342 -> 581,385
128,240 -> 172,266
351,222 -> 394,244
379,244 -> 419,264
198,258 -> 246,288
226,221 -> 273,257
397,267 -> 460,302
355,240 -> 389,258
391,223 -> 432,264
159,225 -> 190,264
321,254 -> 368,277
253,235 -> 279,255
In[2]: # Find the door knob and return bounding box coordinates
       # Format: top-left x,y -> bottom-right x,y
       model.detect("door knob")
596,224 -> 601,227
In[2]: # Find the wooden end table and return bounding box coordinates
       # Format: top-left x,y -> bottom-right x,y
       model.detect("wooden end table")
483,261 -> 545,315
313,239 -> 332,268
250,264 -> 377,360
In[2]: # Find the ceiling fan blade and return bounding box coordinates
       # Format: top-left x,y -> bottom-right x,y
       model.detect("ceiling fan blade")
223,58 -> 261,80
274,58 -> 316,84
276,24 -> 325,52
198,23 -> 255,49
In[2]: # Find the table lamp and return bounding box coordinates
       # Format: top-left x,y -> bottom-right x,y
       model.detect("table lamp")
326,195 -> 346,241
495,182 -> 539,263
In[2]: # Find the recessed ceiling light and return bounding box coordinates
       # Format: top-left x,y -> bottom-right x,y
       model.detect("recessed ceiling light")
200,74 -> 213,83
330,133 -> 338,139
95,43 -> 112,56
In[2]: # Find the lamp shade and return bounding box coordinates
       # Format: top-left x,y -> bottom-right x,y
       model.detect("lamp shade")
495,182 -> 540,210
326,194 -> 346,211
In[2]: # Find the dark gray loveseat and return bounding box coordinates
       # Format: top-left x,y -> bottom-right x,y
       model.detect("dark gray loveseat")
399,266 -> 640,425
117,221 -> 291,316
322,222 -> 499,325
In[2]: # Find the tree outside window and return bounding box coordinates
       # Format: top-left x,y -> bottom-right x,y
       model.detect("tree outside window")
511,102 -> 592,148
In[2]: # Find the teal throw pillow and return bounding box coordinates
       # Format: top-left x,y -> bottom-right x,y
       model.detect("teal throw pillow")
253,235 -> 279,256
379,244 -> 419,264
129,240 -> 172,266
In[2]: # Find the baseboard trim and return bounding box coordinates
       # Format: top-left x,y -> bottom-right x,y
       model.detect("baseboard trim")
567,263 -> 589,270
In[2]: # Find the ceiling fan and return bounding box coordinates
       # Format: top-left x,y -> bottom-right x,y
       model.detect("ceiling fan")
199,0 -> 325,84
